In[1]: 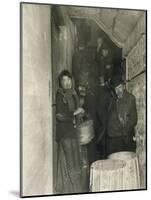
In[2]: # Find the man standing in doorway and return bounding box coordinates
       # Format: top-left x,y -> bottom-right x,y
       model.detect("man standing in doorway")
107,77 -> 138,155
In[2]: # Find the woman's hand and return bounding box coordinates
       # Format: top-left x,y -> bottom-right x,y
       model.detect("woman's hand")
73,107 -> 85,116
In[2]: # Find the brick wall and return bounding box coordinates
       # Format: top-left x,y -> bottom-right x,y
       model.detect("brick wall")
123,12 -> 146,188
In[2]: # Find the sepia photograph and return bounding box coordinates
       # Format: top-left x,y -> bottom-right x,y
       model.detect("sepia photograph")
20,2 -> 147,197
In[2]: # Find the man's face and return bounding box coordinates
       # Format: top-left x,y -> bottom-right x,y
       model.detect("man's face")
61,76 -> 72,89
115,84 -> 125,98
78,85 -> 86,96
97,38 -> 103,46
102,49 -> 108,57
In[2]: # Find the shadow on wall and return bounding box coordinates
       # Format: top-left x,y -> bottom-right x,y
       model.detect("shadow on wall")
9,191 -> 19,197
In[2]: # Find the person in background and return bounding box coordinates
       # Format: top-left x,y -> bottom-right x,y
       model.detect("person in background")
95,42 -> 114,159
72,42 -> 87,91
106,77 -> 137,155
72,41 -> 98,165
95,36 -> 104,63
55,70 -> 85,194
98,43 -> 114,86
94,36 -> 104,81
76,77 -> 98,166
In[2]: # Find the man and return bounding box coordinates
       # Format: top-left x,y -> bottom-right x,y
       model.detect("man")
107,77 -> 137,155
95,37 -> 104,63
98,44 -> 114,86
95,43 -> 114,159
72,42 -> 87,90
95,37 -> 104,83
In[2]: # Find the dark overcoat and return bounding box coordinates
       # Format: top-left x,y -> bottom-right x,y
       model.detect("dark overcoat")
107,90 -> 137,154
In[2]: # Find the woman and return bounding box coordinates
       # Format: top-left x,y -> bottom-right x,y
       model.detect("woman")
55,70 -> 85,194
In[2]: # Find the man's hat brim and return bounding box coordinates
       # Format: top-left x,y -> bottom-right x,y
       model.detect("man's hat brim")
111,76 -> 124,88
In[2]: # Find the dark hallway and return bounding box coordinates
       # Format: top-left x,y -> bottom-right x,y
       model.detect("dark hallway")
71,18 -> 123,161
50,5 -> 146,193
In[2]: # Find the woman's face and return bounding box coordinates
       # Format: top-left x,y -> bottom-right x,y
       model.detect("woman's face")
61,75 -> 72,89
